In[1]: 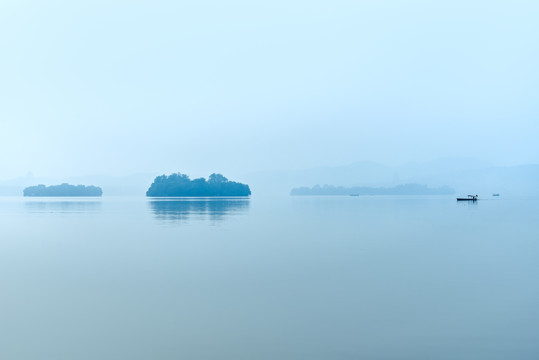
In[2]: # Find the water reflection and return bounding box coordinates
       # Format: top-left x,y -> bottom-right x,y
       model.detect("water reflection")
24,200 -> 102,214
456,199 -> 479,207
149,198 -> 250,223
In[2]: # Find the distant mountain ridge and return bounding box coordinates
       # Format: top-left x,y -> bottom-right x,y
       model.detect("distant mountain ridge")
1,159 -> 538,196
245,159 -> 539,196
0,173 -> 156,196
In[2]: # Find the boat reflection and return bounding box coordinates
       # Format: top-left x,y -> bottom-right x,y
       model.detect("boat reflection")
148,198 -> 250,223
24,199 -> 102,213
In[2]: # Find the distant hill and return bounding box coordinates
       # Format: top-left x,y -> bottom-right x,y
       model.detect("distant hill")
146,173 -> 251,197
23,183 -> 103,197
0,173 -> 156,196
291,183 -> 455,196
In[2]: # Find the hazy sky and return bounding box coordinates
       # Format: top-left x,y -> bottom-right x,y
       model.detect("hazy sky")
1,0 -> 538,179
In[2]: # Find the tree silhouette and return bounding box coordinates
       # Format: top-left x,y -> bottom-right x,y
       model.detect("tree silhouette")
146,173 -> 251,197
23,183 -> 103,197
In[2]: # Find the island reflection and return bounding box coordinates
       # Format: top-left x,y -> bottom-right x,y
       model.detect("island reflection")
148,198 -> 250,223
24,200 -> 102,214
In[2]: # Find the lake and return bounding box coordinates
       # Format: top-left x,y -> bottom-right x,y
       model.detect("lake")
1,195 -> 538,360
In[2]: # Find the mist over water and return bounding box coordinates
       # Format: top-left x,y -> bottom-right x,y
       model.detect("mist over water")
1,196 -> 538,360
24,199 -> 102,214
1,1 -> 538,359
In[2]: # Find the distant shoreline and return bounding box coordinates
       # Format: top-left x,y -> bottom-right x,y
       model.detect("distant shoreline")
23,183 -> 103,197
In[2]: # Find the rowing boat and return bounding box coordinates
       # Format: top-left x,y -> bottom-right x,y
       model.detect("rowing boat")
457,195 -> 478,201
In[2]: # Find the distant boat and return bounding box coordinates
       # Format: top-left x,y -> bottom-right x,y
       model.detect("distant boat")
349,194 -> 359,197
457,194 -> 478,201
492,193 -> 500,196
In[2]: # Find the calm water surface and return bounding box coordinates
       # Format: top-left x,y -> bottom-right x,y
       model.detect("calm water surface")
1,196 -> 538,360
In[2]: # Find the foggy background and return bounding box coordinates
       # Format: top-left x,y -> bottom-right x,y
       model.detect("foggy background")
1,0 -> 538,194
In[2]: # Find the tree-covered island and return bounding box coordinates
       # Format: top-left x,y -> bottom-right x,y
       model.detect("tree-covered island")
146,173 -> 251,197
291,183 -> 454,196
23,183 -> 103,197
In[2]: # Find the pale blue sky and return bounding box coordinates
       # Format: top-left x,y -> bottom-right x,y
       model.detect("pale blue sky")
1,0 -> 538,179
